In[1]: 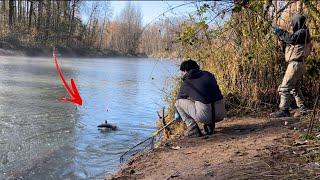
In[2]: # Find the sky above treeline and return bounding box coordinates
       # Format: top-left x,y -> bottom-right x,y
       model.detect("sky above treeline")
80,1 -> 231,28
111,1 -> 197,25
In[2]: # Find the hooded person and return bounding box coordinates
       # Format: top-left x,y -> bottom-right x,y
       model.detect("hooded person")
270,14 -> 312,118
175,60 -> 225,137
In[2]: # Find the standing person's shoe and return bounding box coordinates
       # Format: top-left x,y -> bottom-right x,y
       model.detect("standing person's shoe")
184,123 -> 202,137
270,109 -> 290,118
293,108 -> 309,118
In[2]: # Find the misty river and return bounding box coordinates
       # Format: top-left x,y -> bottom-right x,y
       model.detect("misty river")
0,56 -> 177,179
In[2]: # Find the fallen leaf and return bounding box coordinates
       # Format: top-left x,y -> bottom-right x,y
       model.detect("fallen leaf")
293,141 -> 308,146
134,172 -> 143,175
168,172 -> 180,179
235,151 -> 248,156
302,162 -> 320,170
293,150 -> 306,155
170,146 -> 181,150
185,151 -> 194,154
204,162 -> 211,166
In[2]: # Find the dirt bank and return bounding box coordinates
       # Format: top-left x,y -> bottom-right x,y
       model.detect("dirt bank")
111,116 -> 320,179
0,41 -> 145,58
0,47 -> 138,58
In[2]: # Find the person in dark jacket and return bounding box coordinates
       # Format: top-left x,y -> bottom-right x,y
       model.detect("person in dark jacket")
175,60 -> 225,137
270,14 -> 311,118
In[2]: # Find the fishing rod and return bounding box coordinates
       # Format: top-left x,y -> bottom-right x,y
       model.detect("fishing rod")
236,0 -> 295,26
120,118 -> 176,163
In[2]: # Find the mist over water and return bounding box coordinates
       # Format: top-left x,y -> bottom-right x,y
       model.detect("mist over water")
0,56 -> 177,179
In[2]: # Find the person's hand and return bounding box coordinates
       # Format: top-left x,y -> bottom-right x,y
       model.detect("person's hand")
272,26 -> 282,34
174,111 -> 182,121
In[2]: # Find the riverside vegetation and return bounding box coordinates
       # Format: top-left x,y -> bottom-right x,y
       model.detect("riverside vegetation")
161,0 -> 320,137
0,1 -> 181,57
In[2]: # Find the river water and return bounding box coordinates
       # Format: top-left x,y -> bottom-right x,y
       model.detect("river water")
0,56 -> 177,179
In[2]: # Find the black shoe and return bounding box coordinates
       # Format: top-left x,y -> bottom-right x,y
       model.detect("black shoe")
270,110 -> 290,118
204,123 -> 215,135
184,123 -> 202,137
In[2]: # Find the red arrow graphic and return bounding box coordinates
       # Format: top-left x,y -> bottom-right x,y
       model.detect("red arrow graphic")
53,48 -> 83,106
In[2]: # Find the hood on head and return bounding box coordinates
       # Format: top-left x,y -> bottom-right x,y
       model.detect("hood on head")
291,14 -> 307,32
183,69 -> 202,80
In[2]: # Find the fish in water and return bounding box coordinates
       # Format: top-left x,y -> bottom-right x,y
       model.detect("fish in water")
97,120 -> 117,131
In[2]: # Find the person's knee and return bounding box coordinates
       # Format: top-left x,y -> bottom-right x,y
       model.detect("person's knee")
175,99 -> 180,108
279,88 -> 291,95
215,113 -> 224,122
196,115 -> 212,125
215,108 -> 225,122
214,99 -> 225,122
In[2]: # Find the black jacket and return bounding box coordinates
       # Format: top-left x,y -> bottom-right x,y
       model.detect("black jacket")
177,69 -> 223,104
276,14 -> 311,45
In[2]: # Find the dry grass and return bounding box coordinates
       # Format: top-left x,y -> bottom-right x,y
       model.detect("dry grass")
158,1 -> 320,137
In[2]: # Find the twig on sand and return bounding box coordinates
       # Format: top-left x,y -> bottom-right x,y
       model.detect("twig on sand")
240,160 -> 271,169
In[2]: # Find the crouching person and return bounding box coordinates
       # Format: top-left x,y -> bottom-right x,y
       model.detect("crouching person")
175,60 -> 225,137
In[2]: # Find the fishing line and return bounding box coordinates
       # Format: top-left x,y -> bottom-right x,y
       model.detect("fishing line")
244,2 -> 306,59
146,1 -> 232,80
144,1 -> 207,81
146,2 -> 234,80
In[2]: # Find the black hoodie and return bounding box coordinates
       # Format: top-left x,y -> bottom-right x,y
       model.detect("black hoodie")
276,14 -> 311,45
177,69 -> 223,104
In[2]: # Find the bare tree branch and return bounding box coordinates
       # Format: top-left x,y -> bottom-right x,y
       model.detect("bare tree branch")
276,0 -> 295,19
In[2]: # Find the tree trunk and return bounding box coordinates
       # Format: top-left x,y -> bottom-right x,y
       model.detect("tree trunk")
99,14 -> 107,49
37,0 -> 43,30
45,0 -> 51,38
18,0 -> 22,22
29,0 -> 33,28
9,0 -> 14,29
1,0 -> 6,28
62,0 -> 69,22
26,0 -> 29,25
56,1 -> 60,31
69,0 -> 76,34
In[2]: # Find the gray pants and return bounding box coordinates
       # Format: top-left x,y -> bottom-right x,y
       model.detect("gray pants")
175,98 -> 225,127
278,61 -> 305,110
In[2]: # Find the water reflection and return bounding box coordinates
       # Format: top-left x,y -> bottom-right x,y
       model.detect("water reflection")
0,56 -> 176,179
0,57 -> 78,179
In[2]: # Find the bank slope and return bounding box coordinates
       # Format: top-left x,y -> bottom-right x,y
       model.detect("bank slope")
110,116 -> 320,179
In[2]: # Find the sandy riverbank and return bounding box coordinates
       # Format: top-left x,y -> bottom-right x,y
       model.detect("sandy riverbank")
110,115 -> 320,179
